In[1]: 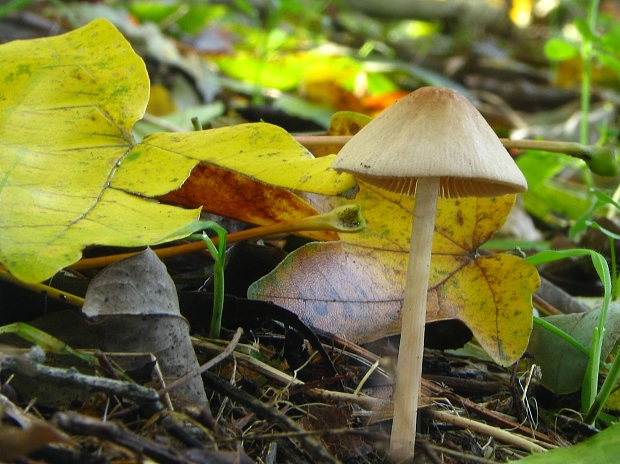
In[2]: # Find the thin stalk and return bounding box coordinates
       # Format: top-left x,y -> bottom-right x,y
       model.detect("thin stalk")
526,248 -> 612,421
583,327 -> 601,413
0,268 -> 84,307
390,177 -> 439,460
295,135 -> 614,164
579,0 -> 601,188
581,0 -> 601,145
585,342 -> 620,423
585,249 -> 612,418
70,205 -> 364,271
610,235 -> 618,301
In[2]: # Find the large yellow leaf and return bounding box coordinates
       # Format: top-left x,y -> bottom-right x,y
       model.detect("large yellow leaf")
249,184 -> 540,366
0,19 -> 202,283
0,20 -> 355,283
112,124 -> 355,197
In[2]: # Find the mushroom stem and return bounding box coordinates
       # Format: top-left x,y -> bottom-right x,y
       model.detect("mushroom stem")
390,176 -> 440,459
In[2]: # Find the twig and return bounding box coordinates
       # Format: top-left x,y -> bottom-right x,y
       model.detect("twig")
214,426 -> 389,443
159,327 -> 243,398
202,370 -> 342,464
54,412 -> 189,464
425,409 -> 548,454
0,350 -> 164,415
294,135 -> 611,160
193,338 -> 388,410
418,440 -> 502,464
438,390 -> 556,447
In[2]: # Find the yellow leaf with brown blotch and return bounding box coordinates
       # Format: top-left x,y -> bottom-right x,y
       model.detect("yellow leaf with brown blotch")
249,108 -> 539,366
0,20 -> 354,283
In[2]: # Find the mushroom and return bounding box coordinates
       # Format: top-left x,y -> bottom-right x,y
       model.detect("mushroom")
331,86 -> 527,459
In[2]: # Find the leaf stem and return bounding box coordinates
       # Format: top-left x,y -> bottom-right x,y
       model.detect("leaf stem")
0,268 -> 85,307
70,205 -> 364,271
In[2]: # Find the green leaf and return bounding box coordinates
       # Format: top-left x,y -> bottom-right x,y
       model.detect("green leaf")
512,422 -> 620,464
544,38 -> 580,61
529,305 -> 620,394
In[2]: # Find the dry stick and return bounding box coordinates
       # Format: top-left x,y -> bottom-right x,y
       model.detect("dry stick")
54,412 -> 190,464
294,135 -> 604,158
201,370 -> 342,464
159,327 -> 243,398
425,409 -> 548,454
418,440 -> 501,464
0,352 -> 164,415
533,293 -> 563,316
192,338 -> 388,411
437,390 -> 557,447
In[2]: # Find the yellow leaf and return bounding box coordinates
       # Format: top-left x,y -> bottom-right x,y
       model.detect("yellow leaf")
0,19 -> 204,283
113,124 -> 355,196
0,20 -> 353,283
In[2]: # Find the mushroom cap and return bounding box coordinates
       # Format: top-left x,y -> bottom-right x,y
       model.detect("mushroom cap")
332,86 -> 527,198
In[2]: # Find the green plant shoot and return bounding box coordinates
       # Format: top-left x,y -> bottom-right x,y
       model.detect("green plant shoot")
526,248 -> 612,422
571,189 -> 620,300
189,222 -> 228,339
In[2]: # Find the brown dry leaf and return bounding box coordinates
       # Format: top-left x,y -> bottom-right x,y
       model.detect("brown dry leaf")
0,420 -> 75,461
298,405 -> 373,461
82,248 -> 207,408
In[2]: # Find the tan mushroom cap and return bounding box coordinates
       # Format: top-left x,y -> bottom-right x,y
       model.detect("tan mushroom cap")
332,86 -> 527,198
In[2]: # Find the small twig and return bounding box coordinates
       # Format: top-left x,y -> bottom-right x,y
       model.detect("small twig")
425,408 -> 548,454
215,426 -> 389,443
353,360 -> 379,396
417,440 -> 501,464
533,293 -> 564,316
202,370 -> 342,464
294,135 -> 611,160
54,412 -> 189,464
159,327 -> 243,398
0,351 -> 164,415
193,338 -> 388,410
438,390 -> 556,447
